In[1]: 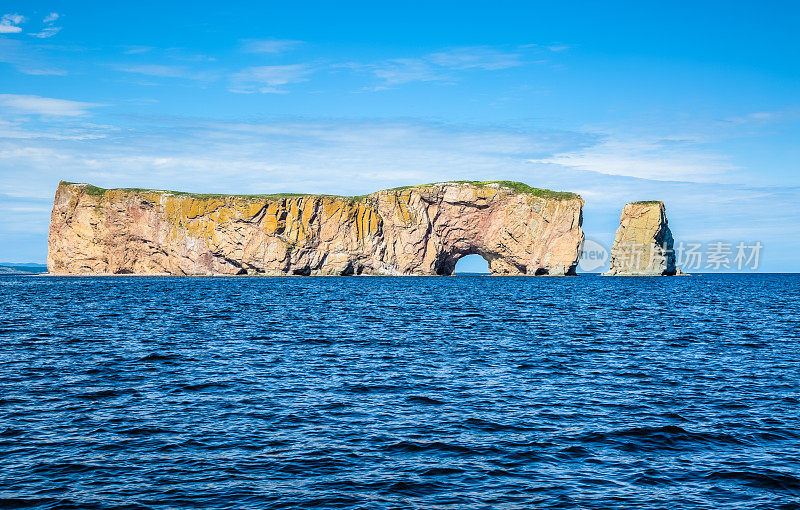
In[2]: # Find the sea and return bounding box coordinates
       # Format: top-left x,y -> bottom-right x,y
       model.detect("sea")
1,274 -> 799,509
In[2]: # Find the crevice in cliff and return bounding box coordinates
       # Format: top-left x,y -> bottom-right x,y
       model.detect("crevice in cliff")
448,200 -> 490,209
246,204 -> 268,224
273,203 -> 288,235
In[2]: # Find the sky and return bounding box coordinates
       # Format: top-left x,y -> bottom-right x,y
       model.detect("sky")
1,1 -> 798,271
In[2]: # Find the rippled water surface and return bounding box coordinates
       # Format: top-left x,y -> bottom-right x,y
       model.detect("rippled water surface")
2,274 -> 799,509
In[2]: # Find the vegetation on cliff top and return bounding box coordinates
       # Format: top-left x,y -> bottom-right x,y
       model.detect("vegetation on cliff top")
63,180 -> 579,201
69,182 -> 306,201
386,181 -> 579,200
630,200 -> 662,205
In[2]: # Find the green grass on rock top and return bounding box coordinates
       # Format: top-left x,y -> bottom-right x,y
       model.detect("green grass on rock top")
62,180 -> 579,201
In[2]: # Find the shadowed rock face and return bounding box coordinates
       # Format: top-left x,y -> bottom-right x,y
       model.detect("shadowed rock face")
48,181 -> 584,276
605,201 -> 676,276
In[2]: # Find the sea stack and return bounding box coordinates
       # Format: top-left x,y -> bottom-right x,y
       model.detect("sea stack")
48,181 -> 584,276
604,201 -> 677,276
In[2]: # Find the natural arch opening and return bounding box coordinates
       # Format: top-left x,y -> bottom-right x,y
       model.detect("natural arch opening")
453,253 -> 490,275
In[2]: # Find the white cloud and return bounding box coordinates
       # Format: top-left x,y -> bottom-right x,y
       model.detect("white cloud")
724,108 -> 800,126
0,116 -> 594,199
0,24 -> 21,34
163,48 -> 217,62
122,45 -> 154,55
2,13 -> 24,24
30,11 -> 62,37
371,58 -> 449,86
119,64 -> 188,78
229,64 -> 311,93
118,64 -> 217,81
0,38 -> 67,75
354,45 -> 526,88
241,39 -> 303,54
0,13 -> 25,33
15,66 -> 67,76
29,26 -> 61,38
0,94 -> 104,116
530,133 -> 736,182
428,46 -> 522,70
104,44 -> 542,93
0,119 -> 108,141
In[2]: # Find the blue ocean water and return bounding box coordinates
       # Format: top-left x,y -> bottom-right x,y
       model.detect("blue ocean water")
1,274 -> 799,509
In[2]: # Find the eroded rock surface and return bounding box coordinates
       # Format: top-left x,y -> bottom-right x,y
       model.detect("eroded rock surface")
605,201 -> 677,276
48,181 -> 584,276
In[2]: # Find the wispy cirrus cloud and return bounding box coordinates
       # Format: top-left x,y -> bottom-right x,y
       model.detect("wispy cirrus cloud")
29,26 -> 61,38
723,107 -> 800,126
229,64 -> 312,93
349,45 -> 528,89
0,115 -> 594,199
11,66 -> 66,76
122,45 -> 154,55
29,12 -> 61,38
0,36 -> 67,75
428,46 -> 523,70
0,27 -> 68,76
531,133 -> 736,182
241,38 -> 303,54
119,64 -> 188,78
117,46 -> 217,82
369,58 -> 451,86
162,48 -> 217,62
0,117 -> 109,141
118,64 -> 218,81
0,94 -> 104,116
105,43 -> 553,94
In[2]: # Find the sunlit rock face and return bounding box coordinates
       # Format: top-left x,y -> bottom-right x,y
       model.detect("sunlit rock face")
48,181 -> 584,276
605,201 -> 677,276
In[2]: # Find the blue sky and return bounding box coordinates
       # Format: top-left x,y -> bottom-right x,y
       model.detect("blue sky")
1,1 -> 798,271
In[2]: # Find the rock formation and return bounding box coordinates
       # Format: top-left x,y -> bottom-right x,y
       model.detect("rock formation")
604,201 -> 677,276
48,181 -> 584,276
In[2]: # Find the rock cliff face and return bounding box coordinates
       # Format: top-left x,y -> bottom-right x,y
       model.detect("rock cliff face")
48,181 -> 584,276
605,201 -> 676,276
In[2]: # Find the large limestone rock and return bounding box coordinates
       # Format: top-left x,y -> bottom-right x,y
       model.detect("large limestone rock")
605,201 -> 677,276
48,181 -> 584,276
